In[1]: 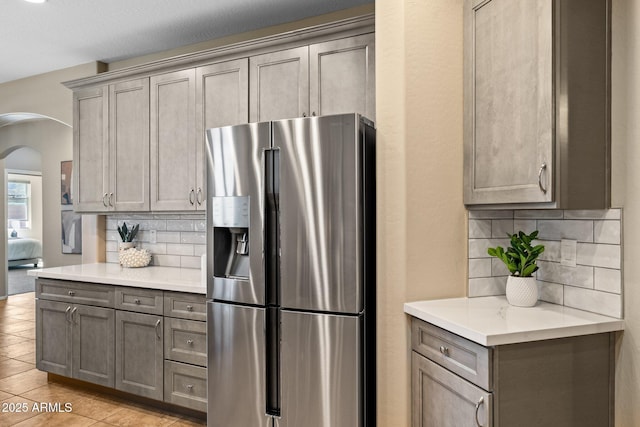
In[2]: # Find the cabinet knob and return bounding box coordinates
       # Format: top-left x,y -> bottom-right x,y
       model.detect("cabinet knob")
186,384 -> 194,392
186,305 -> 194,312
439,345 -> 449,356
68,290 -> 76,297
134,298 -> 141,305
302,112 -> 307,117
187,339 -> 194,345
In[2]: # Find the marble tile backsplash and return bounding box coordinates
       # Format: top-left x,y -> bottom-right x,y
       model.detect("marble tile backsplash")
105,213 -> 206,269
468,209 -> 623,318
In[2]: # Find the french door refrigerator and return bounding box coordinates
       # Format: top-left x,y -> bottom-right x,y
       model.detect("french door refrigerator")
205,113 -> 375,427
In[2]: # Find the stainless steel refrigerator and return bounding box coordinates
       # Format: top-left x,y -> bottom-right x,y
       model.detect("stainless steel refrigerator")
205,113 -> 375,427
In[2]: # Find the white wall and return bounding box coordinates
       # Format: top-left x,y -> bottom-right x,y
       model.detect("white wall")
612,0 -> 640,424
0,121 -> 80,272
376,1 -> 465,425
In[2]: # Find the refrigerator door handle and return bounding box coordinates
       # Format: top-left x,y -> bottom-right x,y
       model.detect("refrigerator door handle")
264,148 -> 280,307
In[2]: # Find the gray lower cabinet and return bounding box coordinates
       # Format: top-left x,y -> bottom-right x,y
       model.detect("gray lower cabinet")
163,292 -> 207,411
36,279 -> 206,412
412,352 -> 491,427
411,317 -> 614,427
115,311 -> 164,400
164,361 -> 207,412
36,299 -> 115,388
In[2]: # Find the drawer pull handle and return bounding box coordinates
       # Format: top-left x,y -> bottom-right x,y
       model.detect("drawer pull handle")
186,305 -> 194,312
439,345 -> 449,356
187,339 -> 194,345
68,290 -> 76,297
134,299 -> 141,305
474,396 -> 485,427
65,306 -> 72,322
155,319 -> 161,339
71,307 -> 78,324
186,384 -> 194,392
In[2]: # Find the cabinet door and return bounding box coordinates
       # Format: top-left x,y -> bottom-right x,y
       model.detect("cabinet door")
196,59 -> 249,210
412,352 -> 492,427
115,311 -> 163,400
463,0 -> 553,205
36,299 -> 72,377
309,34 -> 375,121
73,86 -> 109,212
109,78 -> 150,211
249,47 -> 309,122
151,69 -> 197,211
71,305 -> 115,387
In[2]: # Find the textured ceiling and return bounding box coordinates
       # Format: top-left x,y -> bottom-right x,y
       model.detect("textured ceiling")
0,0 -> 371,85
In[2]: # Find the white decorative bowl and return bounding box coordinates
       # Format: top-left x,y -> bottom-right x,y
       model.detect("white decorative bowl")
506,276 -> 539,307
119,247 -> 152,268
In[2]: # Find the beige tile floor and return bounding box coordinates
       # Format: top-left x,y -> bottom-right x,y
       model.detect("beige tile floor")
0,292 -> 206,427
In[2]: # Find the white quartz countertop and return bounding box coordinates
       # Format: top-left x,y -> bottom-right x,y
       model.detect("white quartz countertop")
404,296 -> 624,346
28,263 -> 206,294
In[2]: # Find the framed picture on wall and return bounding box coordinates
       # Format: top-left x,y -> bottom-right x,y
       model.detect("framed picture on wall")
61,205 -> 82,254
61,160 -> 72,205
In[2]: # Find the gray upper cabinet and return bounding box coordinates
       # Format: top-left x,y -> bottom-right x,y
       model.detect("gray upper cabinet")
463,0 -> 610,208
110,78 -> 150,211
249,34 -> 376,123
73,78 -> 150,212
309,33 -> 376,121
67,16 -> 375,213
250,46 -> 310,122
196,58 -> 250,210
73,86 -> 109,212
151,69 -> 197,211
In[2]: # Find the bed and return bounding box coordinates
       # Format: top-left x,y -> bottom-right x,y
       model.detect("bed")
8,237 -> 42,267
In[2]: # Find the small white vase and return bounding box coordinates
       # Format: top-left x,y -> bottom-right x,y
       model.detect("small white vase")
506,276 -> 539,307
119,242 -> 135,251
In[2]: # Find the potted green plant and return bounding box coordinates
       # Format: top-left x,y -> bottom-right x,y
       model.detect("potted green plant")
487,230 -> 545,307
117,222 -> 139,250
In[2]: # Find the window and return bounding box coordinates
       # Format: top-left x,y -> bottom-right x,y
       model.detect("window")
8,180 -> 31,229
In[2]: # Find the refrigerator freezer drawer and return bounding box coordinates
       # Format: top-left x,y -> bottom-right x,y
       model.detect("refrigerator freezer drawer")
208,302 -> 271,427
278,310 -> 363,427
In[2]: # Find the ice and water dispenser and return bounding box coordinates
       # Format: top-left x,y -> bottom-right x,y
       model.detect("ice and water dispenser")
211,196 -> 250,283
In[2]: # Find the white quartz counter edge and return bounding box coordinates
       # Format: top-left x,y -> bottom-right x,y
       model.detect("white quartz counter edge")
405,296 -> 624,346
28,263 -> 206,294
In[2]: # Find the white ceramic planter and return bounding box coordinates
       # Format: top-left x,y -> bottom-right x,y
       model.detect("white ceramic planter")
506,276 -> 539,307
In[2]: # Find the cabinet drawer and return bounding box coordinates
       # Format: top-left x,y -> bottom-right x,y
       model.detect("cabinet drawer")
36,279 -> 114,308
411,318 -> 492,390
164,292 -> 206,321
164,361 -> 207,412
164,318 -> 207,367
115,287 -> 163,315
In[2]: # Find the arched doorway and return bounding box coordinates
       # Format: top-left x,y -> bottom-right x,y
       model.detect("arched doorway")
0,114 -> 81,299
5,147 -> 43,295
